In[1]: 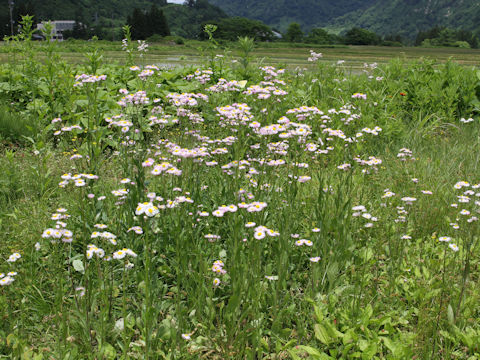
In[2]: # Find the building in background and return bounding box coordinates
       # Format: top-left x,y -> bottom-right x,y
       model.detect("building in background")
36,20 -> 75,41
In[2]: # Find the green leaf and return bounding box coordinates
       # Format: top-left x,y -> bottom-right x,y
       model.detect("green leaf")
360,248 -> 373,262
260,338 -> 269,351
343,328 -> 356,345
299,346 -> 333,359
447,304 -> 455,325
381,337 -> 397,354
313,304 -> 324,322
361,342 -> 377,359
314,323 -> 331,344
99,343 -> 116,360
298,345 -> 323,356
287,349 -> 303,360
72,259 -> 85,274
324,320 -> 344,340
281,339 -> 297,351
361,304 -> 373,324
74,99 -> 89,108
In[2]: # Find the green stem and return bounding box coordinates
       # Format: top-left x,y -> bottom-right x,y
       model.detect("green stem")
144,223 -> 152,360
123,262 -> 128,359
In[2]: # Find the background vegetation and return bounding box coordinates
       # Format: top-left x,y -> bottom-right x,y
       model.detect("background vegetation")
0,20 -> 480,358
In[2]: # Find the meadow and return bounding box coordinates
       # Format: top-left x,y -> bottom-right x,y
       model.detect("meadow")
1,22 -> 480,359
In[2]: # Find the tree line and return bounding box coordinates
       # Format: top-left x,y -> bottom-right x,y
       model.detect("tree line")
2,0 -> 480,48
283,23 -> 479,48
126,5 -> 170,40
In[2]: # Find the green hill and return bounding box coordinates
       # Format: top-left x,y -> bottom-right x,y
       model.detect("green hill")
208,0 -> 480,38
0,0 -> 226,39
208,0 -> 377,32
330,0 -> 480,39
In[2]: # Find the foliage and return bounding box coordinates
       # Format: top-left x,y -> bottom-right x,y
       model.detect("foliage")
209,0 -> 376,33
162,3 -> 227,39
344,27 -> 381,45
285,23 -> 304,43
1,29 -> 480,360
416,26 -> 478,48
330,0 -> 480,41
210,0 -> 480,42
126,5 -> 170,40
199,17 -> 275,42
0,0 -> 224,41
305,28 -> 339,45
0,103 -> 35,145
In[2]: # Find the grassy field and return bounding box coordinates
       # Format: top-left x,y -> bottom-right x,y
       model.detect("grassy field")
1,36 -> 480,359
2,40 -> 480,70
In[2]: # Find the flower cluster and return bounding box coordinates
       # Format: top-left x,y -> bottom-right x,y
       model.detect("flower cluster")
74,74 -> 107,87
308,50 -> 323,62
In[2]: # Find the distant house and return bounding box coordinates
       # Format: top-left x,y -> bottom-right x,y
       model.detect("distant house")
36,20 -> 76,41
272,30 -> 283,39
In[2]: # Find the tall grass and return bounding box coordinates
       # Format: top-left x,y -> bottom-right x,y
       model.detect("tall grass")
0,30 -> 480,359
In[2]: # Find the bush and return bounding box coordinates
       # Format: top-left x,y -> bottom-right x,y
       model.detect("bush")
0,104 -> 34,145
146,34 -> 164,43
344,27 -> 380,45
454,41 -> 471,48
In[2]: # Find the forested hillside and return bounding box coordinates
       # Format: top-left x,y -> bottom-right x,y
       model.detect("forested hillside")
208,0 -> 377,32
3,0 -> 480,41
331,0 -> 480,39
0,0 -> 226,39
209,0 -> 480,37
1,0 -> 168,24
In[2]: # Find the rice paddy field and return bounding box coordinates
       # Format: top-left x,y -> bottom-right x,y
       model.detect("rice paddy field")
2,39 -> 480,69
1,30 -> 480,359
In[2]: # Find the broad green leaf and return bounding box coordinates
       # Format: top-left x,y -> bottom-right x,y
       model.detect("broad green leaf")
314,323 -> 332,345
281,339 -> 297,350
323,320 -> 344,339
447,304 -> 455,325
343,328 -> 356,345
72,259 -> 85,274
361,342 -> 377,359
300,346 -> 334,359
298,345 -> 323,356
287,349 -> 302,360
382,336 -> 404,357
99,343 -> 116,360
260,338 -> 269,351
313,304 -> 324,322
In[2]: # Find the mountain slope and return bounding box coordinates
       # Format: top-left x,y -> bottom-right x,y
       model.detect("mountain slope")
209,0 -> 480,37
2,0 -> 170,23
208,0 -> 377,32
0,0 -> 226,39
330,0 -> 480,38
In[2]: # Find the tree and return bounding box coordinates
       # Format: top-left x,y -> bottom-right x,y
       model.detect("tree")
383,34 -> 404,46
415,26 -> 479,49
415,26 -> 444,46
306,28 -> 336,44
14,1 -> 36,31
148,5 -> 170,37
200,17 -> 274,42
456,29 -> 478,48
127,6 -> 170,40
344,27 -> 380,45
285,22 -> 303,43
127,8 -> 147,40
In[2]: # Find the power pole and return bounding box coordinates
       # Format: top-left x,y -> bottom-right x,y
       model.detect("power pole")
8,0 -> 14,36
